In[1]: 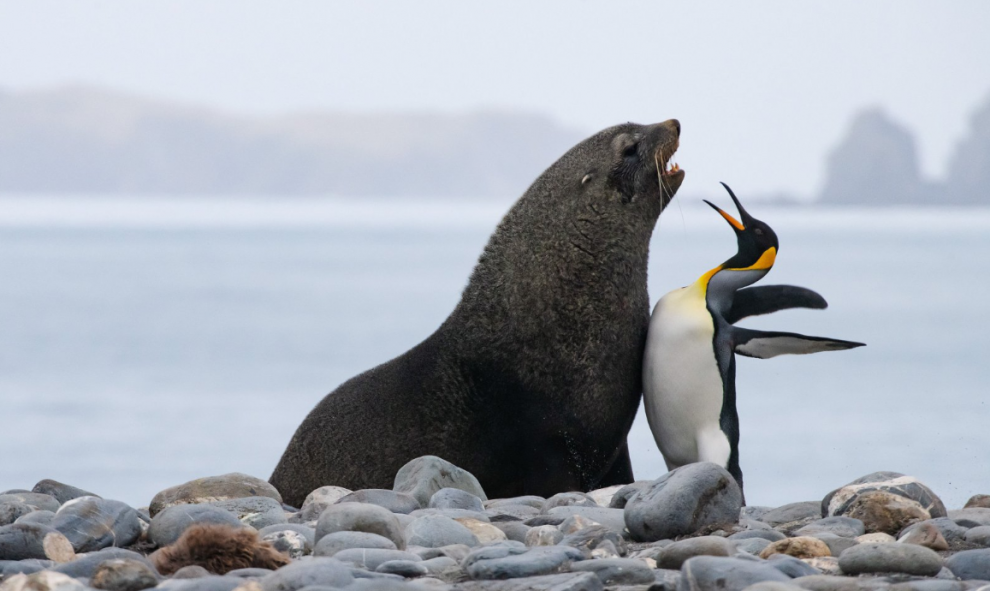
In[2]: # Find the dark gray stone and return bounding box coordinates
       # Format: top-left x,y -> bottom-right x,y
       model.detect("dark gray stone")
837,542 -> 942,576
14,510 -> 55,526
964,525 -> 990,546
547,507 -> 626,535
375,559 -> 429,577
54,548 -> 154,579
393,456 -> 487,508
259,558 -> 355,591
464,545 -> 581,579
624,463 -> 742,542
338,490 -> 422,515
659,537 -> 735,569
523,515 -> 565,527
729,530 -> 786,542
795,517 -> 865,539
761,502 -> 822,529
405,515 -> 479,548
0,501 -> 36,526
492,522 -> 530,544
570,557 -> 654,585
315,502 -> 405,549
766,554 -> 821,577
210,497 -> 287,529
51,497 -> 142,552
944,549 -> 990,580
541,493 -> 597,513
430,489 -> 484,513
313,530 -> 398,557
150,473 -> 282,517
949,509 -> 990,528
452,572 -> 602,591
90,558 -> 160,591
333,548 -> 421,570
148,504 -> 243,547
678,556 -> 791,591
0,493 -> 60,513
822,472 -> 946,519
608,482 -> 651,510
32,480 -> 100,505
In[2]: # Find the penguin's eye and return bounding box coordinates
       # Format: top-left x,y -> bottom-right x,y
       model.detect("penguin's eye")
622,143 -> 639,159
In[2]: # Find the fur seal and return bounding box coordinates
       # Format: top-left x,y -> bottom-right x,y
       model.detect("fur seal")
271,120 -> 685,507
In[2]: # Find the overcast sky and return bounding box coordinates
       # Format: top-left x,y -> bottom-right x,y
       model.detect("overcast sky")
1,1 -> 988,198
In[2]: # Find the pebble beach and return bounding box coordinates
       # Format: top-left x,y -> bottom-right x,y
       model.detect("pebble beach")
1,456 -> 989,591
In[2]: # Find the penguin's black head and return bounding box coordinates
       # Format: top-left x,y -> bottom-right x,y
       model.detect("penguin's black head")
704,183 -> 779,271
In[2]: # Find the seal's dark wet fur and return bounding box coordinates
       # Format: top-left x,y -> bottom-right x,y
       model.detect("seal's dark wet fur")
271,121 -> 685,507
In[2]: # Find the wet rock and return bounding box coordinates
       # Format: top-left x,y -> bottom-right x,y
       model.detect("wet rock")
455,519 -> 506,544
765,554 -> 821,578
209,497 -> 287,530
730,529 -> 786,543
430,489 -> 484,513
333,548 -> 421,570
949,508 -> 990,528
624,463 -> 742,542
258,558 -> 354,591
657,536 -> 735,569
838,542 -> 942,576
964,495 -> 990,509
14,510 -> 55,526
261,529 -> 312,559
451,572 -> 602,591
313,530 -> 398,557
393,456 -> 487,508
840,491 -> 930,535
761,502 -> 822,532
376,559 -> 429,577
0,523 -> 75,562
806,533 -> 858,557
296,486 -> 351,523
963,525 -> 990,546
944,548 -> 990,580
679,556 -> 791,591
855,533 -> 895,543
150,473 -> 282,517
608,482 -> 651,510
50,497 -> 142,552
548,507 -> 625,535
406,515 -> 479,548
463,545 -> 581,579
149,504 -> 243,547
91,558 -> 160,591
337,490 -> 421,515
491,522 -> 529,544
541,493 -> 597,512
0,502 -> 35,527
54,548 -> 153,578
315,502 -> 405,549
795,517 -> 865,539
524,525 -> 562,546
570,557 -> 654,585
31,480 -> 99,505
822,472 -> 946,519
759,537 -> 831,559
898,521 -> 949,550
0,571 -> 85,591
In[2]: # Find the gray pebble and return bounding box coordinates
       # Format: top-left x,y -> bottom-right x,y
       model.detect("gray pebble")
392,456 -> 487,508
337,490 -> 421,515
485,496 -> 545,510
1,558 -> 54,576
735,537 -> 772,556
541,492 -> 597,512
492,522 -> 530,544
0,493 -> 60,513
570,557 -> 654,585
795,517 -> 865,538
679,556 -> 791,591
0,502 -> 35,526
314,531 -> 398,557
32,480 -> 100,505
315,502 -> 405,549
729,529 -> 786,542
90,558 -> 160,591
258,558 -> 355,591
405,515 -> 479,548
14,510 -> 55,527
375,559 -> 428,577
148,504 -> 243,547
429,488 -> 484,513
210,497 -> 287,529
658,536 -> 735,569
149,473 -> 282,517
451,572 -> 600,591
608,481 -> 651,510
51,497 -> 142,552
806,532 -> 858,557
547,506 -> 625,535
964,525 -> 990,546
949,508 -> 990,528
837,542 -> 942,576
485,504 -> 540,522
766,554 -> 821,577
464,545 -> 581,580
226,568 -> 277,578
333,548 -> 421,570
944,548 -> 990,580
54,548 -> 154,579
297,486 -> 351,523
760,502 -> 822,529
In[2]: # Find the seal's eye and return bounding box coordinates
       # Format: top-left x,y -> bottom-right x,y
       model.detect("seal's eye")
622,143 -> 639,159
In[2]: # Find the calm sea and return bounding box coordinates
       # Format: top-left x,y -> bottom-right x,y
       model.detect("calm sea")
1,197 -> 987,510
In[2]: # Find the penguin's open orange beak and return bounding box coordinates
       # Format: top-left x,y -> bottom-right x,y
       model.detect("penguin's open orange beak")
703,200 -> 745,231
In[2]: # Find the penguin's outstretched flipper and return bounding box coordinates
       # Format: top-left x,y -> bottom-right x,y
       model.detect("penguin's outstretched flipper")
732,326 -> 865,359
725,285 -> 827,324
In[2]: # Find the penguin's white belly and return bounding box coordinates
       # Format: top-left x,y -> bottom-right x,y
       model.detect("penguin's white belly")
643,288 -> 731,469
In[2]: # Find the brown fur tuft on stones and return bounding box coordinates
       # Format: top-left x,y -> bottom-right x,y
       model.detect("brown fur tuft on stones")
150,524 -> 290,575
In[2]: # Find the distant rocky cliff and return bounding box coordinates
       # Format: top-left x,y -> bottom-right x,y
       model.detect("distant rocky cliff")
0,86 -> 584,198
819,95 -> 990,205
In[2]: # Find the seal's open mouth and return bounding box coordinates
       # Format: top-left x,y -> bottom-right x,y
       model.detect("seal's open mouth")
657,140 -> 683,179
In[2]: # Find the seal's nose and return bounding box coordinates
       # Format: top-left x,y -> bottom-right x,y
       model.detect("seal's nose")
663,119 -> 681,136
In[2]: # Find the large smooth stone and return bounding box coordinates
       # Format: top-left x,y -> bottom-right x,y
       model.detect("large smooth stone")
548,507 -> 625,535
149,473 -> 282,517
337,489 -> 421,514
837,542 -> 942,576
313,530 -> 398,557
430,489 -> 484,513
32,480 -> 99,505
297,486 -> 351,522
658,537 -> 736,569
50,497 -> 142,552
759,537 -> 831,559
315,502 -> 405,549
841,491 -> 930,535
570,557 -> 654,585
393,456 -> 487,508
761,502 -> 822,529
451,572 -> 602,591
943,548 -> 990,580
795,517 -> 865,539
0,523 -> 75,562
822,472 -> 946,519
148,504 -> 243,547
405,515 -> 479,548
678,556 -> 791,591
948,508 -> 990,528
624,463 -> 742,542
90,558 -> 160,591
0,494 -> 60,513
14,510 -> 55,527
0,571 -> 85,591
54,548 -> 154,578
258,558 -> 354,591
486,496 -> 545,510
464,545 -> 581,580
210,497 -> 287,529
333,548 -> 421,570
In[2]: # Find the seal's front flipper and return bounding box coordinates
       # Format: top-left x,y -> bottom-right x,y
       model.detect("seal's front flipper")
732,326 -> 865,359
726,285 -> 827,324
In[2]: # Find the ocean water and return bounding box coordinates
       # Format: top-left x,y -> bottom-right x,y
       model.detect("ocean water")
1,197 -> 987,510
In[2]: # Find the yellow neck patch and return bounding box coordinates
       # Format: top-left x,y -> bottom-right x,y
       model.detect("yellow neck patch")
693,246 -> 777,296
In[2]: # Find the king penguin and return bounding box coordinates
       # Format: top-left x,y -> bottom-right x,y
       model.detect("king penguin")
642,183 -> 864,494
